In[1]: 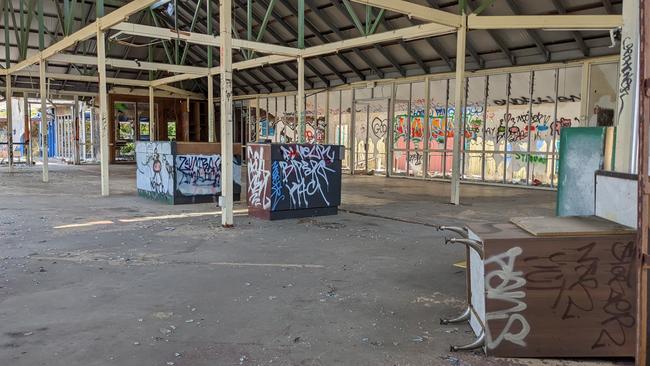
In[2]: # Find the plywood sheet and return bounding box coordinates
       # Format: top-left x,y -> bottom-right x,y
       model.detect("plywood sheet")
511,215 -> 635,237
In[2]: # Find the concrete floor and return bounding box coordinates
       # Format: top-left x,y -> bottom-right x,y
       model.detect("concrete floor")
0,163 -> 631,366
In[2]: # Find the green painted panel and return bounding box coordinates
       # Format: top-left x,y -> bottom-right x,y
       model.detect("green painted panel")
556,127 -> 606,216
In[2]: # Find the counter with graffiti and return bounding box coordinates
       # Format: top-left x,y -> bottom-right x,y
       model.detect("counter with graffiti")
136,141 -> 242,204
247,143 -> 344,220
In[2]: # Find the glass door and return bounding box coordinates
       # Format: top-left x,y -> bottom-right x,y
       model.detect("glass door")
352,98 -> 389,175
114,102 -> 136,161
391,98 -> 411,176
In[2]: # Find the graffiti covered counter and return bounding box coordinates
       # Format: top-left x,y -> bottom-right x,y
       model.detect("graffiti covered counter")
247,143 -> 344,220
441,221 -> 636,358
136,141 -> 242,204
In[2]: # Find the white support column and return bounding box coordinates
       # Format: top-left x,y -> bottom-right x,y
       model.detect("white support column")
149,86 -> 156,141
297,56 -> 305,143
207,75 -> 215,142
80,102 -> 86,160
39,61 -> 49,182
614,0 -> 640,173
450,16 -> 467,205
23,92 -> 31,165
6,74 -> 13,171
97,27 -> 110,196
220,0 -> 234,227
73,95 -> 80,164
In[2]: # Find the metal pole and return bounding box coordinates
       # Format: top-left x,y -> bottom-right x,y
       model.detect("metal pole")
220,0 -> 234,227
73,95 -> 80,164
149,86 -> 156,141
450,15 -> 467,205
39,60 -> 48,182
297,56 -> 305,143
6,75 -> 13,170
208,75 -> 215,142
97,27 -> 110,196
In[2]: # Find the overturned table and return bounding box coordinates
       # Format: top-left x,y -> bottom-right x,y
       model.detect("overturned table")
440,216 -> 637,358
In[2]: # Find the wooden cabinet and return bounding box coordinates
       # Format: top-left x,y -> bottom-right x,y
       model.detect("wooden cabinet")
441,220 -> 636,358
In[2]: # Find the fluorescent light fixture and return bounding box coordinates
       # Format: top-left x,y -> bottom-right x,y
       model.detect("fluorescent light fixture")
150,0 -> 171,10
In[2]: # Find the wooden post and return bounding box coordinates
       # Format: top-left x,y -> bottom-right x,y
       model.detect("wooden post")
208,75 -> 215,142
73,95 -> 80,164
149,86 -> 156,141
297,56 -> 305,143
97,26 -> 110,196
220,0 -> 234,227
23,92 -> 31,165
39,60 -> 48,182
450,15 -> 466,205
6,74 -> 13,171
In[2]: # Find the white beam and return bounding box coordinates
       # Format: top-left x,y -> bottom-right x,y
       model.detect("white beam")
349,0 -> 461,28
156,85 -> 204,99
14,69 -> 150,87
112,23 -> 301,57
97,27 -> 110,197
8,0 -> 160,74
39,60 -> 49,182
220,0 -> 234,227
48,54 -> 207,75
108,86 -> 204,99
467,14 -> 623,30
300,22 -> 455,58
150,73 -> 207,87
450,15 -> 467,205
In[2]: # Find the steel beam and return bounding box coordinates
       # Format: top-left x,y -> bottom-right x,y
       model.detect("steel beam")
8,0 -> 161,74
550,0 -> 591,57
503,0 -> 551,61
348,0 -> 461,27
112,22 -> 301,57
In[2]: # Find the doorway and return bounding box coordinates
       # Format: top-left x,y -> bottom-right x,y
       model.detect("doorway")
352,98 -> 389,175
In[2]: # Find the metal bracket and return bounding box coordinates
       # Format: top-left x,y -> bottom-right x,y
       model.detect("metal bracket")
440,306 -> 471,325
450,331 -> 485,352
438,225 -> 469,238
446,238 -> 484,259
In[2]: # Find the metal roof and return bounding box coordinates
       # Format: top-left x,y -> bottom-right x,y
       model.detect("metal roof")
1,0 -> 623,96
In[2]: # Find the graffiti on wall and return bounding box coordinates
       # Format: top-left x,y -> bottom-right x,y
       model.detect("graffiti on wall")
136,142 -> 174,200
618,37 -> 634,119
493,95 -> 581,106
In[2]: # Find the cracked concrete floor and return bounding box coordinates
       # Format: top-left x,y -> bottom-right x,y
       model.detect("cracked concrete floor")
0,164 -> 632,366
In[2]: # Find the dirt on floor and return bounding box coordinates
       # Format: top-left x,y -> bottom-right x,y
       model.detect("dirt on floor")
0,163 -> 632,366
